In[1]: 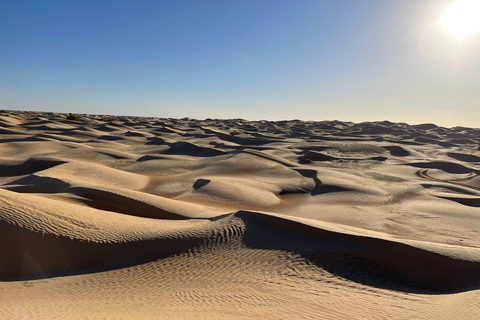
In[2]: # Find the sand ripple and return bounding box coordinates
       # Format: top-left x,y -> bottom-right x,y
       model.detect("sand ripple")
1,111 -> 480,319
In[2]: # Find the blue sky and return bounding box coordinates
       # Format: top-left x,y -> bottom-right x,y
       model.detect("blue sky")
1,0 -> 479,126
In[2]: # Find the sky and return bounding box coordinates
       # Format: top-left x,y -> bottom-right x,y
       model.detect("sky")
1,0 -> 479,127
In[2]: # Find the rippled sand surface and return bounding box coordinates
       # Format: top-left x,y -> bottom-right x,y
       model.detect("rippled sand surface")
1,110 -> 479,319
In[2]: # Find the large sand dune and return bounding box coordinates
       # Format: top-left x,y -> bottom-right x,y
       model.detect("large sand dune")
1,110 -> 480,319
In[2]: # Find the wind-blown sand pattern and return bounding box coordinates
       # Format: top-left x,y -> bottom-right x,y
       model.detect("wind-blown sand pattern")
1,110 -> 480,319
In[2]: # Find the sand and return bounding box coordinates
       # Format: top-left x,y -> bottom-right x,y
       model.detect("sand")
0,110 -> 479,319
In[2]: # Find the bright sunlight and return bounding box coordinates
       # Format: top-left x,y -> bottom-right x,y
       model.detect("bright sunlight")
442,0 -> 480,37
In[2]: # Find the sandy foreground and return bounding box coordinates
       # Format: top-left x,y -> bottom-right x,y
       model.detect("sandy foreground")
0,110 -> 479,319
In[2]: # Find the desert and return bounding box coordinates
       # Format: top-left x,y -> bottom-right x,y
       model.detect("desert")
3,0 -> 480,318
0,110 -> 479,319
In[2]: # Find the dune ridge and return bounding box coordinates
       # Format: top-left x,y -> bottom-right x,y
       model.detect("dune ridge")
1,110 -> 480,319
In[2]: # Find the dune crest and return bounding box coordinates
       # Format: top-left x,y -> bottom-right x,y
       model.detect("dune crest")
1,111 -> 480,319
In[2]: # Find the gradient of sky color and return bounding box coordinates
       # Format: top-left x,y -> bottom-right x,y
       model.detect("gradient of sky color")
1,0 -> 479,127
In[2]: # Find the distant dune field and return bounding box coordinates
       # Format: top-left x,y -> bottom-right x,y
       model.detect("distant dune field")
1,110 -> 479,319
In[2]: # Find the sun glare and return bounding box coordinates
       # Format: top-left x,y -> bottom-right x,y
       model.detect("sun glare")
442,0 -> 480,37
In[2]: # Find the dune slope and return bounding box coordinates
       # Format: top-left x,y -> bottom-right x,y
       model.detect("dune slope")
1,111 -> 480,319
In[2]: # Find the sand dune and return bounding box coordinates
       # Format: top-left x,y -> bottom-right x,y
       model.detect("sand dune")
1,110 -> 480,319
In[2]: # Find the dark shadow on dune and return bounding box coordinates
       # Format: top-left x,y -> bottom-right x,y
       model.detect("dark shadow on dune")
193,179 -> 211,190
162,142 -> 226,157
67,187 -> 188,220
405,161 -> 480,175
447,152 -> 480,163
236,211 -> 480,294
294,169 -> 351,196
384,138 -> 422,146
0,221 -> 203,281
124,131 -> 145,137
0,159 -> 66,177
145,137 -> 168,145
438,196 -> 480,207
0,136 -> 52,143
93,124 -> 120,132
151,126 -> 178,134
298,150 -> 337,162
136,155 -> 168,162
421,183 -> 478,195
3,175 -> 70,193
97,135 -> 125,141
216,133 -> 280,146
95,151 -> 131,160
448,139 -> 477,145
298,151 -> 388,164
383,146 -> 410,157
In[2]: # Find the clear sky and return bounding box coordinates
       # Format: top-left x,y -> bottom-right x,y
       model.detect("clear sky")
1,0 -> 479,127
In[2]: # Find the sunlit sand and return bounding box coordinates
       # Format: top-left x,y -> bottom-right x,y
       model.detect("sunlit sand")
0,110 -> 479,319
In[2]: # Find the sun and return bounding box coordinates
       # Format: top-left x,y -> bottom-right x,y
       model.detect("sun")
442,0 -> 480,37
